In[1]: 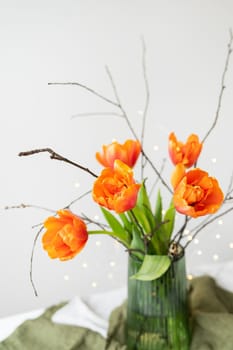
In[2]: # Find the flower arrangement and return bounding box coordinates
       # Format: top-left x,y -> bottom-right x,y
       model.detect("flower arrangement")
12,34 -> 233,294
25,133 -> 224,283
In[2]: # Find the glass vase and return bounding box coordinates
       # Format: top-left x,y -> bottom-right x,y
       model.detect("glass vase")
126,254 -> 190,350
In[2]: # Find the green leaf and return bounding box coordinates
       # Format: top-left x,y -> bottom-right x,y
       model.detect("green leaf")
163,201 -> 176,243
150,232 -> 166,255
88,229 -> 118,236
150,200 -> 176,255
132,206 -> 152,233
154,190 -> 162,224
130,255 -> 171,281
137,181 -> 152,212
150,190 -> 166,254
129,226 -> 145,260
100,207 -> 130,246
133,182 -> 155,232
118,212 -> 132,233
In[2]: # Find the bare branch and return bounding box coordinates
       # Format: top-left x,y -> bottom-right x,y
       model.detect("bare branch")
19,148 -> 98,178
30,225 -> 44,297
48,82 -> 119,107
105,65 -> 139,140
105,65 -> 172,194
4,203 -> 56,213
49,65 -> 172,194
202,29 -> 233,143
71,112 -> 123,119
65,190 -> 92,209
183,206 -> 233,249
225,171 -> 233,201
141,149 -> 172,193
187,215 -> 210,237
140,36 -> 150,179
32,222 -> 44,229
171,215 -> 191,243
80,213 -> 109,230
149,158 -> 166,197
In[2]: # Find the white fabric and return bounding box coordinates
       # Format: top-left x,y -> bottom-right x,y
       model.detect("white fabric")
1,261 -> 233,342
0,309 -> 44,342
52,286 -> 127,338
190,260 -> 233,292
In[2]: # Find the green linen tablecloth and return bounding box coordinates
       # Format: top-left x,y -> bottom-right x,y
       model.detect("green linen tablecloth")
1,275 -> 233,350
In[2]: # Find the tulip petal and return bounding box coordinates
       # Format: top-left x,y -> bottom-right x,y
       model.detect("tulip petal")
96,139 -> 141,168
171,164 -> 186,190
92,160 -> 141,213
42,210 -> 88,261
173,168 -> 224,218
169,132 -> 202,168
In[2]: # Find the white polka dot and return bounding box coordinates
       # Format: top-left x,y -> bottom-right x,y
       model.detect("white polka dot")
187,274 -> 193,280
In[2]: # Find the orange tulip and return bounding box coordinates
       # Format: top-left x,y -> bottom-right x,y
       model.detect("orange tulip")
96,139 -> 141,168
173,167 -> 224,218
42,209 -> 88,261
171,163 -> 186,190
168,132 -> 202,168
92,159 -> 141,213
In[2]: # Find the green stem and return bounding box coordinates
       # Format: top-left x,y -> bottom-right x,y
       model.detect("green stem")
88,230 -> 129,248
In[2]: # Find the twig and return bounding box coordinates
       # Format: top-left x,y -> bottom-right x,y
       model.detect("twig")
48,82 -> 119,107
140,36 -> 150,180
148,219 -> 170,241
49,66 -> 172,193
32,222 -> 44,229
149,158 -> 166,197
171,216 -> 190,243
183,206 -> 233,249
4,203 -> 56,213
64,190 -> 92,209
80,213 -> 109,230
105,65 -> 139,140
186,215 -> 210,238
129,210 -> 146,253
141,149 -> 172,193
105,65 -> 173,194
202,29 -> 233,143
225,171 -> 233,201
71,112 -> 123,119
19,148 -> 98,178
30,225 -> 44,297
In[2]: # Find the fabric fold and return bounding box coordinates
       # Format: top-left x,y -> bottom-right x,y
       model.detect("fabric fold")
1,276 -> 233,350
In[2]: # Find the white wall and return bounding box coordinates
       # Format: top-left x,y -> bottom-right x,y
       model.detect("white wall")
1,0 -> 233,317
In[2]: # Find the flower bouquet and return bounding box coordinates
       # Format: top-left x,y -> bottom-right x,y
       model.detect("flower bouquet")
13,34 -> 233,350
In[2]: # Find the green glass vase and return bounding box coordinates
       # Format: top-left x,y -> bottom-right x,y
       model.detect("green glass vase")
126,254 -> 190,350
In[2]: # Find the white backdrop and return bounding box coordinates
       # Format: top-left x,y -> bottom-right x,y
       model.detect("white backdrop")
1,0 -> 233,317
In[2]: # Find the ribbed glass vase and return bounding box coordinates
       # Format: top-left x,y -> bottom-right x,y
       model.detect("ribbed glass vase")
126,254 -> 190,350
